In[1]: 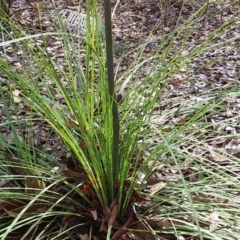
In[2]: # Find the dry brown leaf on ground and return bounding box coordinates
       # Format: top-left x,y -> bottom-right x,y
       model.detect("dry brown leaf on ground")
12,89 -> 22,103
209,211 -> 219,231
108,204 -> 118,227
148,181 -> 166,196
208,146 -> 229,162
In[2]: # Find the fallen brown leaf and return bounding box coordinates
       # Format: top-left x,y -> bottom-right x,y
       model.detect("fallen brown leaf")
149,182 -> 166,196
108,204 -> 118,227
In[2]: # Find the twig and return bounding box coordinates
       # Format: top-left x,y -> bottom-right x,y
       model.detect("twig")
112,0 -> 120,18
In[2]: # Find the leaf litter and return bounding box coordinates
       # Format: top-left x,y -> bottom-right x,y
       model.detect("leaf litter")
0,0 -> 240,239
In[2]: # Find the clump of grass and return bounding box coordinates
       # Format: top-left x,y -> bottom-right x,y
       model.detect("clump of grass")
0,0 -> 240,239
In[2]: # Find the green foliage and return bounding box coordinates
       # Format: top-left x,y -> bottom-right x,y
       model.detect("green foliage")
0,0 -> 240,239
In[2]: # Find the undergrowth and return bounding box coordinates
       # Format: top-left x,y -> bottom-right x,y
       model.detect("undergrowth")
0,0 -> 240,239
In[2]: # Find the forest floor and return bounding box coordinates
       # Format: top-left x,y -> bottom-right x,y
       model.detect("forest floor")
0,0 -> 240,239
4,0 -> 239,162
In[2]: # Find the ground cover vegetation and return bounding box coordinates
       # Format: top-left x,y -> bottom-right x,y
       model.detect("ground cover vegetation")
0,0 -> 240,239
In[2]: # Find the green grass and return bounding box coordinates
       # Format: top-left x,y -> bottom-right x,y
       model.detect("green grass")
0,0 -> 240,239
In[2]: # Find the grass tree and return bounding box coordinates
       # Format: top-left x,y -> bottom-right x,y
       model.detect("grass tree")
0,0 -> 240,239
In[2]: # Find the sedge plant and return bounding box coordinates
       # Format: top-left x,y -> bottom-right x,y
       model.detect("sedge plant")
0,0 -> 240,239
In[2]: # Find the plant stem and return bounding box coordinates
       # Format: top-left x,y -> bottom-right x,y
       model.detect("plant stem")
103,0 -> 120,179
